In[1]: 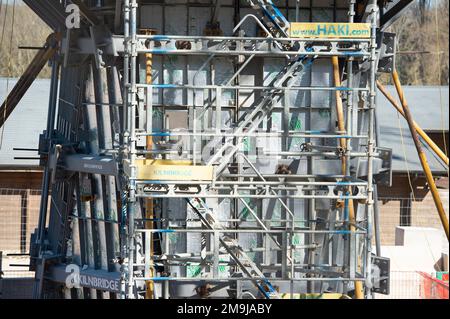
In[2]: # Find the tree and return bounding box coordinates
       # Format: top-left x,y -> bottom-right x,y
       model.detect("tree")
382,0 -> 449,85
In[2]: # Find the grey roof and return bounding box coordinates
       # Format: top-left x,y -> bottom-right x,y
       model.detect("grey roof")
377,86 -> 449,175
0,78 -> 50,169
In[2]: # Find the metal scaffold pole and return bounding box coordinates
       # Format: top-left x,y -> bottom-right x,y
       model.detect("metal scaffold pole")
364,0 -> 379,299
128,0 -> 139,299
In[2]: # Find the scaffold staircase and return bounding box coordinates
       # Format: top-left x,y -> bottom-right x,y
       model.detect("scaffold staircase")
206,0 -> 315,175
207,52 -> 315,175
248,0 -> 290,38
0,0 -> 434,300
183,1 -> 311,299
186,198 -> 281,299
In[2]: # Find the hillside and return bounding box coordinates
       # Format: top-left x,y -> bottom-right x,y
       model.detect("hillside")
0,3 -> 52,78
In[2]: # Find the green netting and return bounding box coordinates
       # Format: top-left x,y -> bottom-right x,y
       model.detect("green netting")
187,264 -> 202,278
168,232 -> 179,244
243,136 -> 251,152
319,109 -> 331,118
153,109 -> 164,119
292,234 -> 301,245
289,117 -> 303,150
187,261 -> 229,278
246,238 -> 258,261
240,198 -> 256,220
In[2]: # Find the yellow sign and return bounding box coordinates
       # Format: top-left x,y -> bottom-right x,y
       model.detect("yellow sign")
290,23 -> 371,38
128,159 -> 214,181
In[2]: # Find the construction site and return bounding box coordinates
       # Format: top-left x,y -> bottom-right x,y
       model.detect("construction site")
0,0 -> 448,301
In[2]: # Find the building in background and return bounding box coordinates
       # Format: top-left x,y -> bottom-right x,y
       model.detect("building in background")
0,78 -> 49,266
376,85 -> 449,246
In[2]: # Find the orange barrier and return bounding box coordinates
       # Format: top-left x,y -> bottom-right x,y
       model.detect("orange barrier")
418,272 -> 449,299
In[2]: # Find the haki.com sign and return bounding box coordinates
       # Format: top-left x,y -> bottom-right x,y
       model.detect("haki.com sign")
290,23 -> 371,38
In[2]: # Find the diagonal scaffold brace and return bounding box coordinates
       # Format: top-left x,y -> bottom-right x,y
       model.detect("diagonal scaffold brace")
390,70 -> 449,240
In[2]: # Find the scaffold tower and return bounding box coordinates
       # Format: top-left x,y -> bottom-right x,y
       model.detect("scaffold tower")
1,0 -> 426,299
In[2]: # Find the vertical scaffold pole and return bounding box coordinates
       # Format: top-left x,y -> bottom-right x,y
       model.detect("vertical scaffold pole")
129,0 -> 138,299
364,0 -> 379,299
122,0 -> 131,299
123,0 -> 139,299
141,28 -> 156,299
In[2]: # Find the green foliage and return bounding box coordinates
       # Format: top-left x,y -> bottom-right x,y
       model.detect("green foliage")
380,1 -> 449,85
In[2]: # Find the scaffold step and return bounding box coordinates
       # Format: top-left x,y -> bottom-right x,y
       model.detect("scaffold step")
186,197 -> 280,299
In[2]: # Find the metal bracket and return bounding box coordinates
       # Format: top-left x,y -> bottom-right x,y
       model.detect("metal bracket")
61,153 -> 118,176
374,146 -> 393,186
352,147 -> 392,184
29,228 -> 50,271
377,32 -> 396,73
89,26 -> 106,69
371,254 -> 390,295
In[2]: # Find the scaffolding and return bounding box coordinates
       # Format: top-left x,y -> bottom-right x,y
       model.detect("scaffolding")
3,0 -> 428,299
122,0 -> 380,299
